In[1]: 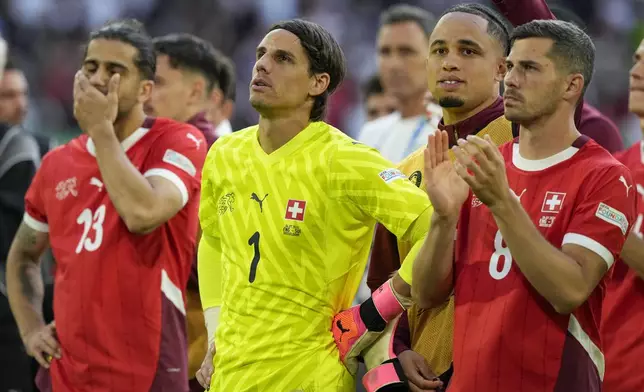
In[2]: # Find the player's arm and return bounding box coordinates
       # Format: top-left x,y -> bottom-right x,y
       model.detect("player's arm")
491,0 -> 555,26
90,122 -> 206,234
492,168 -> 634,314
6,222 -> 49,338
6,160 -> 51,345
458,136 -> 634,314
198,233 -> 223,345
619,232 -> 644,279
411,214 -> 455,309
492,195 -> 606,314
330,143 -> 435,376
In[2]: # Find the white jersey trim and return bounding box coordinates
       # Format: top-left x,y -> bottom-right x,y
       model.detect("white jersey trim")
562,233 -> 614,268
568,314 -> 605,380
512,143 -> 579,172
23,212 -> 49,232
86,127 -> 150,157
161,269 -> 186,316
144,168 -> 189,207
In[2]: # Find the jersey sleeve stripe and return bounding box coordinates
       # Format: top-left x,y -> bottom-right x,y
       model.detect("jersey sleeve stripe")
568,315 -> 605,380
23,212 -> 49,232
144,168 -> 189,207
161,269 -> 186,316
562,233 -> 614,268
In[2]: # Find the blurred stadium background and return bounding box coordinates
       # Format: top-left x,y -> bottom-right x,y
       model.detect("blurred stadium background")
2,0 -> 644,146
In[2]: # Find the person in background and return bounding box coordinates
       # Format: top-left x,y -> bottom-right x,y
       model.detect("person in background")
492,0 -> 624,152
147,32 -> 224,392
365,4 -> 517,389
208,51 -> 236,138
357,4 -> 442,164
414,19 -> 633,391
147,33 -> 220,145
362,73 -> 399,122
602,36 -> 644,392
0,55 -> 55,392
6,20 -> 207,391
0,43 -> 42,392
0,58 -> 50,157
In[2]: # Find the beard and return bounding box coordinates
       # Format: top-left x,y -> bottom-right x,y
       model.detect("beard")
505,97 -> 559,125
438,96 -> 465,108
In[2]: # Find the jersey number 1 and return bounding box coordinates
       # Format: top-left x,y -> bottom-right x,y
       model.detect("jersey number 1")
75,205 -> 106,254
248,231 -> 261,283
489,230 -> 512,280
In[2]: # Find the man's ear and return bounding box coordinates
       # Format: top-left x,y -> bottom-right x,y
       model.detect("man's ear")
210,87 -> 224,108
138,80 -> 154,104
190,78 -> 206,104
309,72 -> 330,97
562,73 -> 584,103
495,57 -> 507,83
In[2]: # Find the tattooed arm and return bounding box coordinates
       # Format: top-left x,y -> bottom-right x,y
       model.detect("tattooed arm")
6,222 -> 58,366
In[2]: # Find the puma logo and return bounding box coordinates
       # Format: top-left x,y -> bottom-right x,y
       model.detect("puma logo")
336,320 -> 350,342
250,193 -> 269,213
513,188 -> 527,201
186,133 -> 202,149
90,177 -> 103,191
619,175 -> 633,197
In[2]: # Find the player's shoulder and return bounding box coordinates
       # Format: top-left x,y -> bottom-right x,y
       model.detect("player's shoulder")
397,146 -> 425,177
149,117 -> 204,140
40,134 -> 87,164
330,124 -> 382,157
204,124 -> 257,165
613,141 -> 639,166
212,124 -> 257,147
578,138 -> 631,180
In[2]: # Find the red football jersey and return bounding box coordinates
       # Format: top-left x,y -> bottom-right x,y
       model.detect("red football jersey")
24,117 -> 206,392
602,141 -> 644,392
450,137 -> 634,392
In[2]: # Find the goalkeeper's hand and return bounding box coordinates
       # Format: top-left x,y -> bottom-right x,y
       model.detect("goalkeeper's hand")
331,279 -> 407,375
196,341 -> 215,390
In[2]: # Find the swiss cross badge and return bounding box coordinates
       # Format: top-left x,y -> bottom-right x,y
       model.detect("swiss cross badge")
285,199 -> 306,221
541,191 -> 566,213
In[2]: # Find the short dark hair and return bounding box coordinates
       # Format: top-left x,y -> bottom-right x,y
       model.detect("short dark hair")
380,4 -> 436,39
362,74 -> 384,102
216,52 -> 236,102
153,33 -> 221,94
511,19 -> 595,97
86,19 -> 155,80
268,19 -> 346,122
442,3 -> 512,55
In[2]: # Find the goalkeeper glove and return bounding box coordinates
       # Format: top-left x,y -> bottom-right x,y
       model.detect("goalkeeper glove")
361,314 -> 408,392
331,279 -> 409,375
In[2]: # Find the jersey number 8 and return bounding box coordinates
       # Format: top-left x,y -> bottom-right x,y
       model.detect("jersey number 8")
489,230 -> 512,280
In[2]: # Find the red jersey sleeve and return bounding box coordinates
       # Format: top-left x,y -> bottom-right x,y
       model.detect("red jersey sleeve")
142,124 -> 207,208
561,164 -> 636,269
23,159 -> 49,232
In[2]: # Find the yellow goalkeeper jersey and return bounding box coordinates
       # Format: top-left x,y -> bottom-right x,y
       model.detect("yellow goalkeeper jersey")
198,121 -> 431,392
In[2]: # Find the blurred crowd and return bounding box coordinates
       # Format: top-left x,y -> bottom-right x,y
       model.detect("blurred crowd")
0,0 -> 643,146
